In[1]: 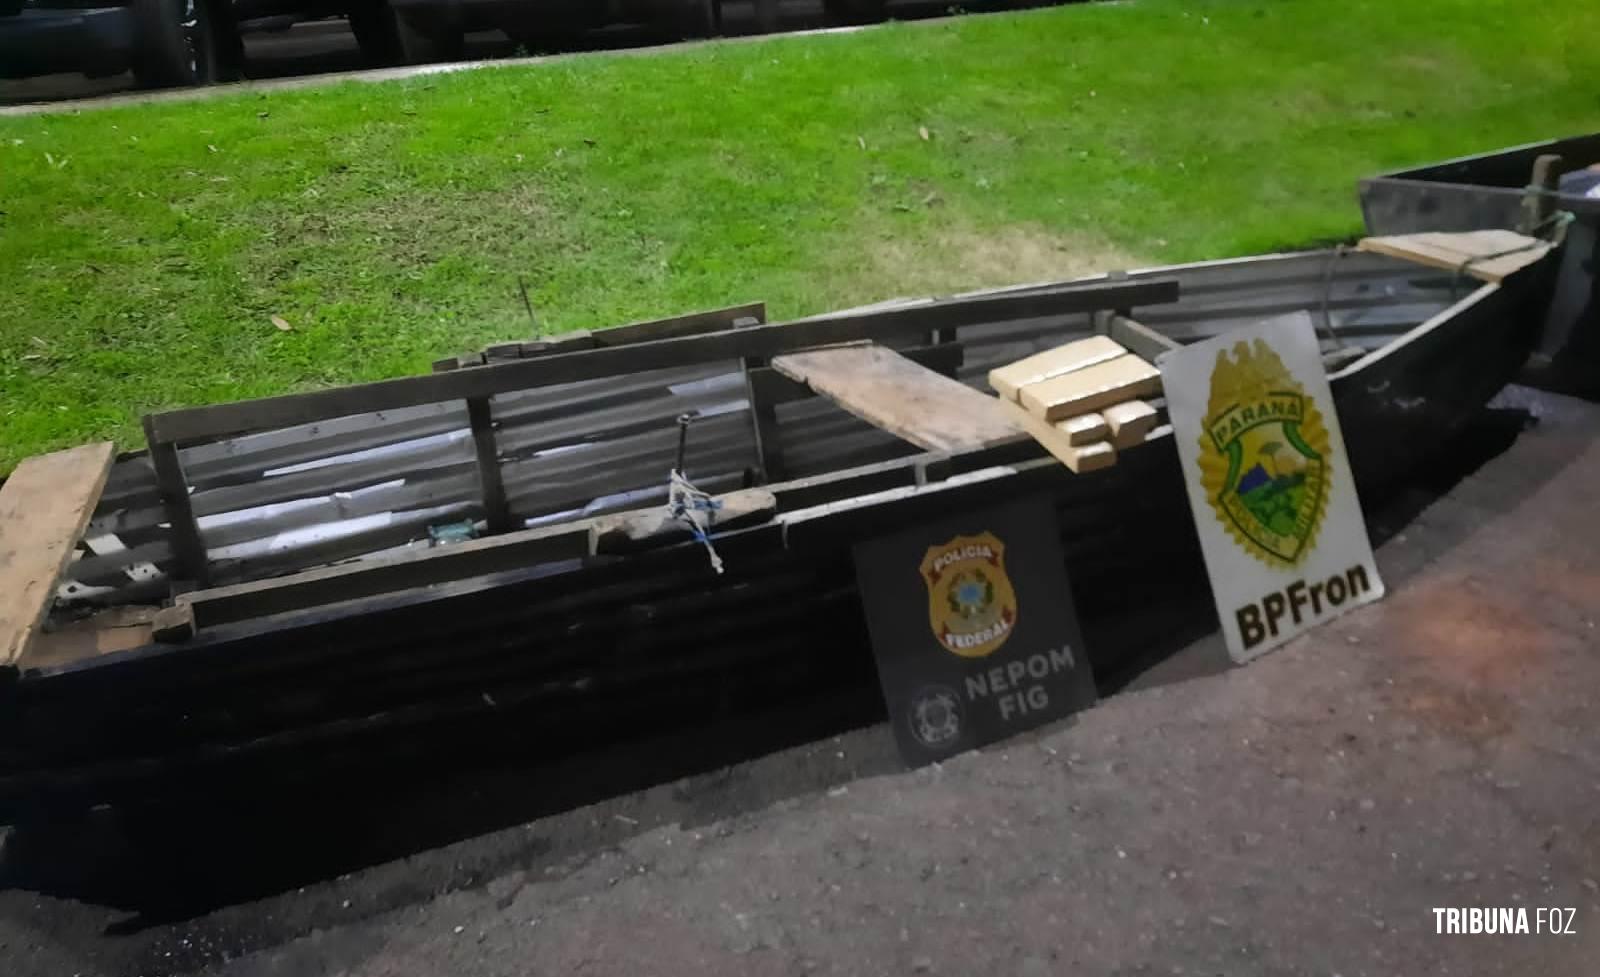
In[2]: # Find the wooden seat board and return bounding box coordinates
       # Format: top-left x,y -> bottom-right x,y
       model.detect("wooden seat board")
1358,230 -> 1552,284
770,343 -> 1025,455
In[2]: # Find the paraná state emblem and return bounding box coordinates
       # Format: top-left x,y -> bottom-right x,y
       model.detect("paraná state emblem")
1197,339 -> 1333,566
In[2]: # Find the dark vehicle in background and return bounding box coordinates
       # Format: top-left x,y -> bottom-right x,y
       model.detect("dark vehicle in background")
1,0 -> 721,86
347,0 -> 716,66
0,0 -> 241,86
0,0 -> 902,90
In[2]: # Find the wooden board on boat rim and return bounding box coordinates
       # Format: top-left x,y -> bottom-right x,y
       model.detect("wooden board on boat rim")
1,442 -> 115,669
771,344 -> 1027,455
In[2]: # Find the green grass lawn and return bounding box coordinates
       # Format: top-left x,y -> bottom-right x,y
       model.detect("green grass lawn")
1,0 -> 1595,471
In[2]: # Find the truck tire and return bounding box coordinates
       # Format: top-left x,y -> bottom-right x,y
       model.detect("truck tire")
350,0 -> 463,66
131,0 -> 220,87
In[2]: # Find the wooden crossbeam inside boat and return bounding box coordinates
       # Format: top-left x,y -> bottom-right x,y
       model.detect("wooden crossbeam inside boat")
0,442 -> 115,669
770,343 -> 1027,454
1100,312 -> 1181,363
1357,230 -> 1552,284
590,488 -> 778,556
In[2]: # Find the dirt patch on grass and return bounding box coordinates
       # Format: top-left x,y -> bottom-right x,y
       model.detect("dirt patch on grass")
253,181 -> 562,281
864,221 -> 1145,297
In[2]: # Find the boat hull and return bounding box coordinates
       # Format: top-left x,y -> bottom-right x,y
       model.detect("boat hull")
0,252 -> 1551,821
1359,133 -> 1600,396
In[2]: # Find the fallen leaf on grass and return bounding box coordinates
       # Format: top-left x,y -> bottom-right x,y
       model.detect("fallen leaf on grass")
271,315 -> 293,332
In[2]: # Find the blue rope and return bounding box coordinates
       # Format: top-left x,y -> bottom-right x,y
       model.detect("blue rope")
668,469 -> 726,573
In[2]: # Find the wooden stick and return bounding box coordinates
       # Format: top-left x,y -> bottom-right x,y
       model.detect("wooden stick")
143,418 -> 209,587
1,442 -> 116,668
465,397 -> 513,534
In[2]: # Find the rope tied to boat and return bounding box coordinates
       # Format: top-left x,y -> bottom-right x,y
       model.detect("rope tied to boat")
1449,209 -> 1575,301
1319,244 -> 1348,346
668,469 -> 725,575
668,411 -> 725,574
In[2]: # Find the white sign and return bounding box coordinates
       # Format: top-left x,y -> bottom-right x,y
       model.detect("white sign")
1161,312 -> 1384,662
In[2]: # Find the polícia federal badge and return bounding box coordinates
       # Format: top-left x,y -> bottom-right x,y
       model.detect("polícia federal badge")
1197,339 -> 1332,566
920,531 -> 1018,658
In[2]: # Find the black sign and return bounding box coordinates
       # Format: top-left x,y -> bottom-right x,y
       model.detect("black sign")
853,494 -> 1097,765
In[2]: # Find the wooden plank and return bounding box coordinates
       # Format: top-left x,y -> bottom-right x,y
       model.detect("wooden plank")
770,344 -> 1026,454
1520,153 -> 1565,233
21,606 -> 156,670
441,301 -> 768,371
1017,354 -> 1163,422
1357,231 -> 1551,284
0,442 -> 116,668
465,397 -> 513,534
736,314 -> 786,484
144,278 -> 1181,447
987,335 -> 1126,401
589,488 -> 777,556
768,458 -> 920,512
748,342 -> 965,407
179,522 -> 595,629
144,420 -> 210,587
779,464 -> 1022,539
593,302 -> 767,347
1104,313 -> 1181,362
743,362 -> 787,483
518,331 -> 597,358
151,603 -> 197,643
1001,402 -> 1117,474
433,352 -> 486,373
181,449 -> 951,630
1103,400 -> 1159,449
